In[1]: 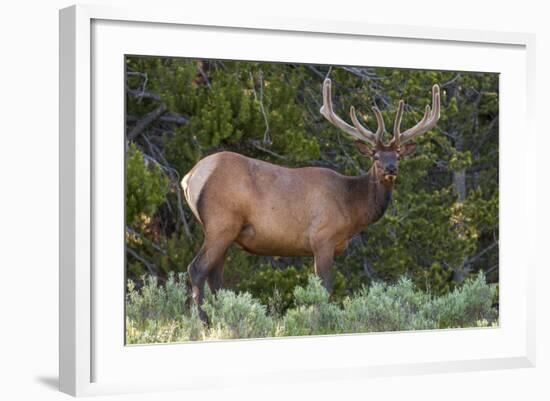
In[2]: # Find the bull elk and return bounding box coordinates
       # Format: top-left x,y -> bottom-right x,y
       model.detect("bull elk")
182,78 -> 440,322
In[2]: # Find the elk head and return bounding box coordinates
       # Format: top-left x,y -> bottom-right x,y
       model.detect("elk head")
320,78 -> 440,185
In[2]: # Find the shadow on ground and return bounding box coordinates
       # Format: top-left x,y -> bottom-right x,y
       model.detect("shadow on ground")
35,376 -> 58,391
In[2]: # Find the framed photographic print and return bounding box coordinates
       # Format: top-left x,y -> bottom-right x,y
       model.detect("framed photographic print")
59,3 -> 536,397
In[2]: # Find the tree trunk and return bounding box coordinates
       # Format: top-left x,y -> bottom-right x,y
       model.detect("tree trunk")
452,126 -> 467,282
453,169 -> 466,202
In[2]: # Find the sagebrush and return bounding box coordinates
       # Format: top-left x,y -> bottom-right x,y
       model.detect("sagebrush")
126,271 -> 498,344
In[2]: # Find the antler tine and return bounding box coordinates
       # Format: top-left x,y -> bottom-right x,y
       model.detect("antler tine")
320,78 -> 378,147
350,106 -> 380,145
372,107 -> 385,144
399,84 -> 441,144
390,100 -> 404,147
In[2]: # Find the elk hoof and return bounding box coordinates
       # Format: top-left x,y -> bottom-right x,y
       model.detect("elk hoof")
198,308 -> 210,326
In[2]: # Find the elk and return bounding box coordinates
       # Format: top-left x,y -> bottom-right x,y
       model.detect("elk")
182,78 -> 440,322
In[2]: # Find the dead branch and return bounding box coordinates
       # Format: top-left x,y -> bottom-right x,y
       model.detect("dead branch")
126,88 -> 162,102
126,226 -> 166,255
248,140 -> 286,160
127,104 -> 167,141
198,65 -> 211,88
249,71 -> 271,145
160,114 -> 188,124
468,241 -> 499,265
140,140 -> 193,241
127,247 -> 158,276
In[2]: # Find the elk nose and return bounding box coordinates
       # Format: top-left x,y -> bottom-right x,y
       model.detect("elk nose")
385,164 -> 397,175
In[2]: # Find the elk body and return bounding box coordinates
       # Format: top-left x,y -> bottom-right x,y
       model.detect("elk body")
182,78 -> 440,322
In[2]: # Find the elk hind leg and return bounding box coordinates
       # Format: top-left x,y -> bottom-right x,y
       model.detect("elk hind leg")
206,256 -> 226,293
187,245 -> 210,324
188,227 -> 238,323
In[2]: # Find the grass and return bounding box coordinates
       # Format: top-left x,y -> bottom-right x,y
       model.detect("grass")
126,271 -> 498,344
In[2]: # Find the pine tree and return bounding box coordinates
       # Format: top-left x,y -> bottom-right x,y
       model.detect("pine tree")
124,56 -> 499,307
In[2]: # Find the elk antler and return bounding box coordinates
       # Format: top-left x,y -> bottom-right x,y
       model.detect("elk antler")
321,78 -> 440,149
320,78 -> 382,147
350,105 -> 385,145
391,84 -> 441,146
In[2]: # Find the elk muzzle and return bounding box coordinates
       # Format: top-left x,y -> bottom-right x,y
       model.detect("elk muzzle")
383,164 -> 398,182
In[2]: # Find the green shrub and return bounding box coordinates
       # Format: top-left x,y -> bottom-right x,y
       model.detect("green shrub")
126,311 -> 204,344
231,263 -> 347,315
203,290 -> 275,339
421,271 -> 497,328
125,143 -> 169,228
281,276 -> 345,336
125,271 -> 498,344
126,272 -> 205,344
341,278 -> 435,333
126,272 -> 189,321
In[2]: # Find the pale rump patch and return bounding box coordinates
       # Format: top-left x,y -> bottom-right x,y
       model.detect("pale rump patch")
181,155 -> 219,225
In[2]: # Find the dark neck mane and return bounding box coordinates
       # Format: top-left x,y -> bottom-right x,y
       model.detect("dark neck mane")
348,166 -> 394,230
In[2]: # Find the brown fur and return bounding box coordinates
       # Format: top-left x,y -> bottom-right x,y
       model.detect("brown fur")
182,150 -> 401,323
182,78 -> 439,323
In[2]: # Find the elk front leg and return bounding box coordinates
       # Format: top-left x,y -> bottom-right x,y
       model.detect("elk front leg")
312,242 -> 335,295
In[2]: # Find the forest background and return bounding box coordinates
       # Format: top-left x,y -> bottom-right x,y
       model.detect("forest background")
124,57 -> 499,324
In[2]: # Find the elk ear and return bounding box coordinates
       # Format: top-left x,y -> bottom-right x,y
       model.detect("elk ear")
399,143 -> 417,158
355,141 -> 375,157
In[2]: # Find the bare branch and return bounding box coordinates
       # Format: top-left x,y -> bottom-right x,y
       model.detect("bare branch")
126,226 -> 166,254
485,264 -> 499,276
468,241 -> 499,265
307,65 -> 327,80
127,113 -> 188,125
160,114 -> 188,125
127,104 -> 167,141
141,137 -> 193,241
197,65 -> 211,88
250,71 -> 271,145
249,140 -> 287,160
441,73 -> 461,88
127,247 -> 158,276
126,88 -> 162,102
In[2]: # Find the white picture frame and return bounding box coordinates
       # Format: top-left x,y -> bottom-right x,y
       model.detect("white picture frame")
59,3 -> 536,397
